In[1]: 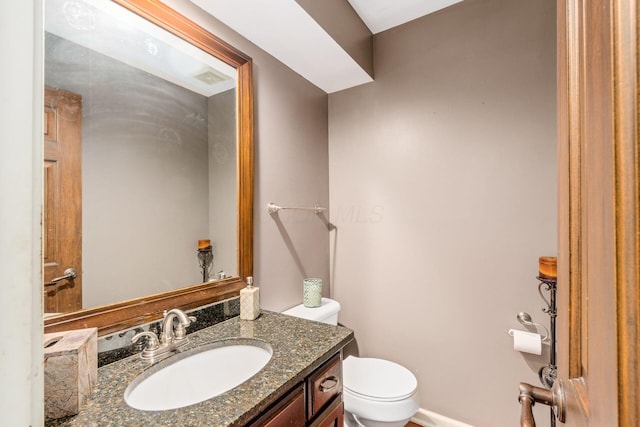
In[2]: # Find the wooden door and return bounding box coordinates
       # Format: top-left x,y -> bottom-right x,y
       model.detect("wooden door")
557,0 -> 639,425
43,87 -> 82,313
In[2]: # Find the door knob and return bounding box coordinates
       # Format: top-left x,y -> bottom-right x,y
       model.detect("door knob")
50,267 -> 77,283
518,381 -> 566,426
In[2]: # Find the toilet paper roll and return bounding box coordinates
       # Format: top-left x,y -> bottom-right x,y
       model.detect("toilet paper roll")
509,329 -> 542,355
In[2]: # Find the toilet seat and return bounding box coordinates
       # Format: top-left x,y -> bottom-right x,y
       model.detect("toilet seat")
343,357 -> 417,402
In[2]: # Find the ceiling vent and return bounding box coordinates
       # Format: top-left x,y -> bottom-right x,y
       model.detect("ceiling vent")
193,68 -> 229,85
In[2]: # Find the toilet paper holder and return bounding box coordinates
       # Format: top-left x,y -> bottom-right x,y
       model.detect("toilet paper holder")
508,312 -> 550,342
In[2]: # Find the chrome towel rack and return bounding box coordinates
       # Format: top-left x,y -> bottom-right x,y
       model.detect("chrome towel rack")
267,202 -> 326,215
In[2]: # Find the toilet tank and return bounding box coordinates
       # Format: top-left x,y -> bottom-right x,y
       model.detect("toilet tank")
282,298 -> 341,325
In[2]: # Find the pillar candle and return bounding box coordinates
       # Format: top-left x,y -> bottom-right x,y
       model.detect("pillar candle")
539,256 -> 557,279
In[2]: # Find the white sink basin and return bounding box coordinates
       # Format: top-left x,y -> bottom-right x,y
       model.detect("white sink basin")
124,338 -> 272,411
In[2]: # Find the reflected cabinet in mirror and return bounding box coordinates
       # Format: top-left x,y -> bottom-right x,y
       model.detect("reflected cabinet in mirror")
44,0 -> 253,336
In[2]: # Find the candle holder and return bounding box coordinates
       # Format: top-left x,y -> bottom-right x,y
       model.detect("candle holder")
536,275 -> 558,427
537,275 -> 557,390
535,255 -> 558,427
197,246 -> 213,283
303,278 -> 322,307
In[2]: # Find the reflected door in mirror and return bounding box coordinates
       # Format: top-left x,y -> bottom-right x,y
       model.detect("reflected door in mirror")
44,87 -> 82,313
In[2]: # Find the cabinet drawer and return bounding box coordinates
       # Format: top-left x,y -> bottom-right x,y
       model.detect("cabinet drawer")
307,353 -> 342,420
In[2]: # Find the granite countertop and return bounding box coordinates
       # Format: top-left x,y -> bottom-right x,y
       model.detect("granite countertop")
46,311 -> 353,427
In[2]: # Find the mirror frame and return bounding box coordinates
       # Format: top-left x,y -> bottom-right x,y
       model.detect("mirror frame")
44,0 -> 254,336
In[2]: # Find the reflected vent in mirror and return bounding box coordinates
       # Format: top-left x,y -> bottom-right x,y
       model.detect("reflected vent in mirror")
194,68 -> 229,85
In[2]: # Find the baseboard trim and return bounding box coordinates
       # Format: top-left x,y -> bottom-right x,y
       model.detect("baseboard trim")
410,408 -> 474,427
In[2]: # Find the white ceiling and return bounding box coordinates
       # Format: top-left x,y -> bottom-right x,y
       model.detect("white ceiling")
190,0 -> 463,93
348,0 -> 463,34
190,0 -> 373,93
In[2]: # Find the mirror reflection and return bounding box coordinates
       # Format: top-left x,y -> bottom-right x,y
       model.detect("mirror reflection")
44,0 -> 239,314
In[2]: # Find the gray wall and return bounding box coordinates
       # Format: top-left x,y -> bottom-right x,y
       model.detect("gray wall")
208,89 -> 238,279
328,0 -> 557,425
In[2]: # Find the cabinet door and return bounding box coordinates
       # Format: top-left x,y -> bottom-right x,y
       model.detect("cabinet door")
309,398 -> 344,427
251,385 -> 306,427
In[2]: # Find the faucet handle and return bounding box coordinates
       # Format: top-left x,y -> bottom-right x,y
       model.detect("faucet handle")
131,331 -> 160,351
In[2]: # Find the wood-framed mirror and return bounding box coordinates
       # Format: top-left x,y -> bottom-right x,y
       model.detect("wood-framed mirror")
44,0 -> 253,336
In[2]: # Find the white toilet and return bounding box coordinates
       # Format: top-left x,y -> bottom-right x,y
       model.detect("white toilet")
283,298 -> 419,427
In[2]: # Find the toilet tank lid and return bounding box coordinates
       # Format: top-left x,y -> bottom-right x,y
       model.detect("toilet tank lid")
282,298 -> 341,323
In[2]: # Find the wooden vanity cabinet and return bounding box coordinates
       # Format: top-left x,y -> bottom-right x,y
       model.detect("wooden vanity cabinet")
249,352 -> 343,427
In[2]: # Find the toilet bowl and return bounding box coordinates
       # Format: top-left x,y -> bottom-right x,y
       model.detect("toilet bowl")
282,298 -> 419,427
342,356 -> 418,427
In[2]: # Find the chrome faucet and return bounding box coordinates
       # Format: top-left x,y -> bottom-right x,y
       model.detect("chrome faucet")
132,308 -> 196,360
161,308 -> 196,344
